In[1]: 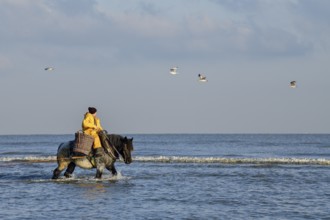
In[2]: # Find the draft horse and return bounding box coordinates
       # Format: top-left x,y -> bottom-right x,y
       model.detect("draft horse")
52,134 -> 133,179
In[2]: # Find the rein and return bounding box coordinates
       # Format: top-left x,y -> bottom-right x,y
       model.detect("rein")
104,136 -> 124,161
104,143 -> 117,159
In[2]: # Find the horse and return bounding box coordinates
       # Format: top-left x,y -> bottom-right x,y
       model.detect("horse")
52,134 -> 133,179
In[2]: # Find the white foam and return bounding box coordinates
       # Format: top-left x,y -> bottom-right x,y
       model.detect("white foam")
0,156 -> 56,162
48,171 -> 130,182
101,171 -> 131,181
1,155 -> 330,166
133,156 -> 330,165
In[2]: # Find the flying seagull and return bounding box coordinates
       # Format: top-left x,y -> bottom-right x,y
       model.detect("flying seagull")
290,81 -> 296,88
198,74 -> 207,82
170,67 -> 178,75
45,67 -> 54,71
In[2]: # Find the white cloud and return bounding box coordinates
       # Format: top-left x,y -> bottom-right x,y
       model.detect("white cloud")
0,0 -> 328,64
0,0 -> 330,134
108,13 -> 179,38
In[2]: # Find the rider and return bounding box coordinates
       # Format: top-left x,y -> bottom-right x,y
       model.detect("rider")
82,107 -> 104,159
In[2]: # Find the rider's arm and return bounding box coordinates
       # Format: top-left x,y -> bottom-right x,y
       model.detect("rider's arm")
82,115 -> 97,130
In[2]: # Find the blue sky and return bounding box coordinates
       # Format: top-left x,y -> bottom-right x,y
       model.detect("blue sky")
0,0 -> 329,134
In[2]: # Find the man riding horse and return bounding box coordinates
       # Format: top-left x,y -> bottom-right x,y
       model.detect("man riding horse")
82,107 -> 105,168
52,107 -> 134,179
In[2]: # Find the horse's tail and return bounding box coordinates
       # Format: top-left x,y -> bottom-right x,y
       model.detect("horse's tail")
58,142 -> 64,152
56,142 -> 72,161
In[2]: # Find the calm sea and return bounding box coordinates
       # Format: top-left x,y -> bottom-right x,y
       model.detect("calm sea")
0,134 -> 329,219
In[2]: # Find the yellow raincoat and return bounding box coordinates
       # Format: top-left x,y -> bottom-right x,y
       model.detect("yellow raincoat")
82,112 -> 103,149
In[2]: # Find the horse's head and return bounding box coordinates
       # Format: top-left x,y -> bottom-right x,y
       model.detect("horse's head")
120,136 -> 134,164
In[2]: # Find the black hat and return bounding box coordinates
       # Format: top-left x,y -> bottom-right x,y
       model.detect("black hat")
88,107 -> 97,114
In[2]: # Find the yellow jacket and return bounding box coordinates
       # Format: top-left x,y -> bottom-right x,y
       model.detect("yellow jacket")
82,112 -> 103,149
82,112 -> 103,133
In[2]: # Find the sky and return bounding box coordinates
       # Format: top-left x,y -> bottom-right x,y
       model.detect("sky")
0,0 -> 330,134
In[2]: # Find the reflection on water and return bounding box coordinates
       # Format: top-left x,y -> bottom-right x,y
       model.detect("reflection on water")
78,182 -> 108,200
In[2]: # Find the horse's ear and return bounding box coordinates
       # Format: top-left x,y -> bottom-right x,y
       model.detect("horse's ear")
124,136 -> 128,142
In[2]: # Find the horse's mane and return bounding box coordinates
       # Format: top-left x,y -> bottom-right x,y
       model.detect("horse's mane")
107,134 -> 124,149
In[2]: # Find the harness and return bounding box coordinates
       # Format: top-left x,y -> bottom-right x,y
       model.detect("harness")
99,131 -> 124,161
67,132 -> 127,162
103,140 -> 118,160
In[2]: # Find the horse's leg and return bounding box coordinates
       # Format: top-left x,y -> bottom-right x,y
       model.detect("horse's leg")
64,162 -> 76,178
52,160 -> 69,179
106,163 -> 117,176
94,148 -> 106,179
95,157 -> 105,179
52,168 -> 61,179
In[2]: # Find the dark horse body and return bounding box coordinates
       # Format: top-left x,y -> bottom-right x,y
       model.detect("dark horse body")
52,134 -> 133,179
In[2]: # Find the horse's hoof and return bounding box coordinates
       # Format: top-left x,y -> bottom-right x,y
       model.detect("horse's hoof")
64,172 -> 72,178
95,173 -> 102,179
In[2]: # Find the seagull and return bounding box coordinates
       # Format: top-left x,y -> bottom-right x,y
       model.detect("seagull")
198,74 -> 207,82
45,67 -> 54,71
290,81 -> 296,88
170,67 -> 178,75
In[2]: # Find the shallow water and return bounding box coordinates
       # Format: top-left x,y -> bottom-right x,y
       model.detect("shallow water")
0,134 -> 330,219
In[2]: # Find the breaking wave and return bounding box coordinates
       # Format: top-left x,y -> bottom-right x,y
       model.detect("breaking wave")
0,156 -> 57,163
134,156 -> 330,165
1,156 -> 330,165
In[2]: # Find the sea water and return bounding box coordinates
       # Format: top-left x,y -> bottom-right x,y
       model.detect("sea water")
0,134 -> 329,219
